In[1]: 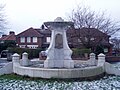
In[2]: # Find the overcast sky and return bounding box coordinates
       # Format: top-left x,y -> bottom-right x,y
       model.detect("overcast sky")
1,0 -> 120,35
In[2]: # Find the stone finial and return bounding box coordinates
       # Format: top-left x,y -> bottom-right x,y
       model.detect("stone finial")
12,53 -> 20,57
21,52 -> 29,66
22,52 -> 28,59
12,53 -> 20,63
23,52 -> 28,55
54,17 -> 64,22
97,53 -> 105,66
98,53 -> 105,60
98,53 -> 105,57
90,53 -> 96,59
90,53 -> 95,55
89,53 -> 96,65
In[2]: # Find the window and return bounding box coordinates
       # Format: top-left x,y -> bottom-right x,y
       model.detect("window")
85,37 -> 88,42
91,37 -> 95,41
20,37 -> 25,43
78,38 -> 81,43
20,45 -> 26,48
33,37 -> 37,43
27,45 -> 38,49
27,37 -> 31,43
104,48 -> 108,53
46,37 -> 51,43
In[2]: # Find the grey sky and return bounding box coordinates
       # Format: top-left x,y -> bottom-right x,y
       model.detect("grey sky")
1,0 -> 120,35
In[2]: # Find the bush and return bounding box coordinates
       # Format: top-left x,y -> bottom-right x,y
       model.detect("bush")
95,45 -> 104,56
0,41 -> 16,53
80,48 -> 91,53
7,47 -> 43,59
72,48 -> 91,58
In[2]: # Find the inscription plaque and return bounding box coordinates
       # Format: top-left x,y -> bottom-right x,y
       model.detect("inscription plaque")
55,34 -> 63,49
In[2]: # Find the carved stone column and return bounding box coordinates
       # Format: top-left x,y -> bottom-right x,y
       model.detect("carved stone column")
44,17 -> 74,68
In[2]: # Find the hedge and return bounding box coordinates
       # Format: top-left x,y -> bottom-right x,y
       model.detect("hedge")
72,48 -> 91,58
7,47 -> 43,59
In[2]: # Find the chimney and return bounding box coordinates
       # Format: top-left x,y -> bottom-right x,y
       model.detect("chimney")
9,31 -> 15,35
2,34 -> 7,37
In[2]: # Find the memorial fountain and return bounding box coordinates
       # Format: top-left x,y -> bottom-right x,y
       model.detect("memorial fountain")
11,17 -> 120,79
44,17 -> 74,68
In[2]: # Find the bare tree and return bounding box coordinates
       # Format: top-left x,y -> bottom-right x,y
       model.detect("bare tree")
110,37 -> 120,55
68,27 -> 110,52
111,37 -> 120,50
0,4 -> 7,35
68,6 -> 120,36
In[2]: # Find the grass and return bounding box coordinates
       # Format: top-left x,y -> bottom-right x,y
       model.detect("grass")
0,73 -> 106,82
0,74 -> 30,80
0,74 -> 68,83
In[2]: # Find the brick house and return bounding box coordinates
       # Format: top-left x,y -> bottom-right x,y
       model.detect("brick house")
16,27 -> 112,54
68,28 -> 112,55
16,27 -> 51,49
16,27 -> 44,49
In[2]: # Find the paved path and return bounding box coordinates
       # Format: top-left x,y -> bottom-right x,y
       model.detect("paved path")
0,58 -> 10,63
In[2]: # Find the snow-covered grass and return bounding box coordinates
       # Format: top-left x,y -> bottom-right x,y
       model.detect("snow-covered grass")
113,62 -> 120,70
0,74 -> 120,90
0,62 -> 119,90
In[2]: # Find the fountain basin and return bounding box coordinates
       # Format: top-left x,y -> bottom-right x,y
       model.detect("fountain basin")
13,63 -> 104,79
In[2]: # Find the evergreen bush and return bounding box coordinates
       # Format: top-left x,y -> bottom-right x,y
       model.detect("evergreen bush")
7,47 -> 43,59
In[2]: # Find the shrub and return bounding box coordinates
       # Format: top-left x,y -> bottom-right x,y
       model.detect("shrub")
72,48 -> 91,58
7,47 -> 43,59
81,49 -> 91,53
0,41 -> 16,53
95,45 -> 104,56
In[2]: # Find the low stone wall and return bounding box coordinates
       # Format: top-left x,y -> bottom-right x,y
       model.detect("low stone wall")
0,62 -> 13,75
12,52 -> 105,79
105,62 -> 120,75
13,62 -> 104,78
0,52 -> 120,78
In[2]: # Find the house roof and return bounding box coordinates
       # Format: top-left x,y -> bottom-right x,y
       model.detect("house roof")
17,27 -> 110,38
0,32 -> 16,41
74,28 -> 110,37
17,27 -> 43,37
39,29 -> 51,35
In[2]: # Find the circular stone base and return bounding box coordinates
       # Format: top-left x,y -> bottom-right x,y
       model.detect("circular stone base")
13,64 -> 104,79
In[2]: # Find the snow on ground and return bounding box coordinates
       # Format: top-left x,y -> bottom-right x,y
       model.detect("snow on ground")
0,75 -> 120,90
0,59 -> 120,90
113,62 -> 120,70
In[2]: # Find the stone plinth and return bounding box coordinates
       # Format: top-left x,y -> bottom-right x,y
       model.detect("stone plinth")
44,17 -> 74,68
97,53 -> 105,66
12,53 -> 20,63
89,53 -> 96,65
21,52 -> 29,66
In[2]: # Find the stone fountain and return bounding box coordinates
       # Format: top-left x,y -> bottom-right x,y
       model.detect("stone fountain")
44,17 -> 74,68
11,17 -> 112,79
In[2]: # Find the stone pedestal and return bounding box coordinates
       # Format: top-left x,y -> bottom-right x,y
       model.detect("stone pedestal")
12,53 -> 20,63
21,52 -> 29,66
97,53 -> 105,66
89,53 -> 96,65
44,17 -> 74,68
